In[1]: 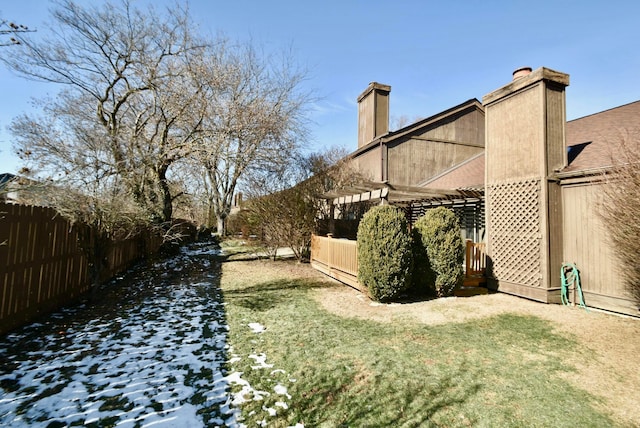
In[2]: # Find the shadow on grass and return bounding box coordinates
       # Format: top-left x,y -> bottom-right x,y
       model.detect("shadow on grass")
0,241 -> 239,426
291,360 -> 482,427
222,278 -> 328,312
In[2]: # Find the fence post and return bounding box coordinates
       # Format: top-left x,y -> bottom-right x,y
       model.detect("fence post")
465,239 -> 472,276
326,233 -> 333,272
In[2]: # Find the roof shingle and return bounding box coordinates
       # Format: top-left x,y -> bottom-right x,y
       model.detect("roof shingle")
564,100 -> 640,172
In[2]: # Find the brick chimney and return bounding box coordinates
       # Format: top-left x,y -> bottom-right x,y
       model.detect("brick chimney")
357,82 -> 390,148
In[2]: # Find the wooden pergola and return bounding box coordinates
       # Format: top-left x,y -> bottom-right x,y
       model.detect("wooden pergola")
322,180 -> 482,207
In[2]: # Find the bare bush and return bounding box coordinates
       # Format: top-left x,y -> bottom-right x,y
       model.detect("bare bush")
599,130 -> 640,303
238,148 -> 363,261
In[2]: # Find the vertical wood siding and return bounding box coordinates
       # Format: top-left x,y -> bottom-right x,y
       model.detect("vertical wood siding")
387,110 -> 485,186
562,181 -> 636,315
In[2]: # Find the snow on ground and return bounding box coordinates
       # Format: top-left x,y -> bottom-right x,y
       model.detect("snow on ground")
0,241 -> 301,427
248,322 -> 266,333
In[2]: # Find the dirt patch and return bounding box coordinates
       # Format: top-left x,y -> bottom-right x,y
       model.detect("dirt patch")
311,273 -> 640,427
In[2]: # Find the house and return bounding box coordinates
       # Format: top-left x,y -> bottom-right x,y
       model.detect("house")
327,83 -> 487,241
0,173 -> 53,205
352,82 -> 484,188
316,66 -> 639,316
0,173 -> 19,202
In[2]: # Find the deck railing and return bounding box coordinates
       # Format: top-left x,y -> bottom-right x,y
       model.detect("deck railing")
310,235 -> 361,290
465,240 -> 487,277
310,235 -> 487,292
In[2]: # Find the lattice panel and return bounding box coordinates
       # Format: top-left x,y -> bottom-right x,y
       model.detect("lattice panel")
487,179 -> 542,287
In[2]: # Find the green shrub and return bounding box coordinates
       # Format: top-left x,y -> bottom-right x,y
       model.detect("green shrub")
410,227 -> 434,295
357,205 -> 413,302
413,207 -> 463,297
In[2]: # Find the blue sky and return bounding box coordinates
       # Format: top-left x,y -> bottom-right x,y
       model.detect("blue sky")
1,0 -> 639,174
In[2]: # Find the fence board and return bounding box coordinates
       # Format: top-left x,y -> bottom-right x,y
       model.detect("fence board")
465,240 -> 486,276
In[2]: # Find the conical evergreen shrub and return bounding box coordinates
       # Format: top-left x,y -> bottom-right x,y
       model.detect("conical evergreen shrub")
357,205 -> 413,302
413,206 -> 463,296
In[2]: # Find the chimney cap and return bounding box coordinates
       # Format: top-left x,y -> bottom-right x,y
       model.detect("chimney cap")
357,82 -> 391,102
513,66 -> 533,80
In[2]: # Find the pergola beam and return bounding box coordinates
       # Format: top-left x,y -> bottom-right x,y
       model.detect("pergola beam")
322,181 -> 483,206
332,187 -> 389,205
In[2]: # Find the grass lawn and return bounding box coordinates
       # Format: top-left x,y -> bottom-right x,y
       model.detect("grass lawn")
218,254 -> 617,427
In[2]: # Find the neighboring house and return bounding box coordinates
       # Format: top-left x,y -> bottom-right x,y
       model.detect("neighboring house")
321,67 -> 639,316
0,173 -> 46,205
0,173 -> 19,202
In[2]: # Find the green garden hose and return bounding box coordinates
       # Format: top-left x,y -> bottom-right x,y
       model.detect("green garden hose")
561,262 -> 588,311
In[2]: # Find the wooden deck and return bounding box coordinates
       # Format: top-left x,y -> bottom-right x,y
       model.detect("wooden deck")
310,235 -> 362,291
311,235 -> 488,297
455,240 -> 488,296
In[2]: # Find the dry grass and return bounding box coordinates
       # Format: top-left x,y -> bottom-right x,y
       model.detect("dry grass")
221,257 -> 640,426
315,271 -> 640,426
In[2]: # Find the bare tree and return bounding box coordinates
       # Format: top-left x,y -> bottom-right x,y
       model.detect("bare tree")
242,147 -> 363,261
2,0 -> 316,238
0,19 -> 33,46
599,130 -> 640,304
191,44 -> 312,235
390,114 -> 424,131
1,0 -> 207,225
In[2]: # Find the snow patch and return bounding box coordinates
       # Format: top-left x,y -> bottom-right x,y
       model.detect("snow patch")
262,405 -> 277,417
224,371 -> 270,405
248,323 -> 266,333
0,243 -> 239,427
249,353 -> 273,370
274,384 -> 292,399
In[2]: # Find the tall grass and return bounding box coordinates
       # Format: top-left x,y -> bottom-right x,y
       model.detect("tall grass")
220,259 -> 613,427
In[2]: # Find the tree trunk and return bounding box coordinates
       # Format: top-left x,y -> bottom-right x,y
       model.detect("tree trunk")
217,215 -> 226,237
158,165 -> 172,223
213,196 -> 231,237
207,197 -> 216,229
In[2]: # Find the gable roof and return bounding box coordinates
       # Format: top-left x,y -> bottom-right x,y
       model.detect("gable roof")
351,98 -> 484,157
0,173 -> 16,186
385,98 -> 484,141
563,99 -> 640,173
420,152 -> 485,190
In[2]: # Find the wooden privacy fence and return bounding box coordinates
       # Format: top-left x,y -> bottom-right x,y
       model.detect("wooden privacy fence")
310,235 -> 361,291
0,202 -> 164,335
